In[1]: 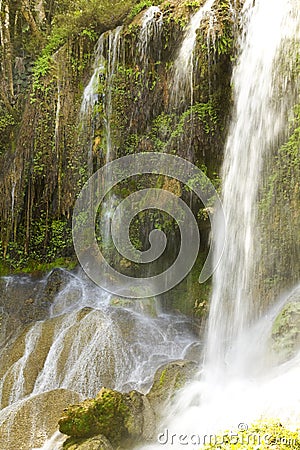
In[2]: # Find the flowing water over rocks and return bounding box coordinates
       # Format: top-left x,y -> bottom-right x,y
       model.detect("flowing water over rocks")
0,1 -> 299,448
170,0 -> 216,109
139,0 -> 300,447
0,269 -> 199,449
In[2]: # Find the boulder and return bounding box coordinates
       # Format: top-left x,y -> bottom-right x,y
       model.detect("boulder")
58,360 -> 197,448
59,387 -> 147,447
0,314 -> 64,408
63,435 -> 114,450
146,359 -> 197,414
0,389 -> 81,450
37,268 -> 72,307
272,299 -> 300,362
0,269 -> 73,344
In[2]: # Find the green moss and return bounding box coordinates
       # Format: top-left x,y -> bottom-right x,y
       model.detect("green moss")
0,257 -> 77,277
171,102 -> 218,138
272,301 -> 300,361
204,419 -> 300,449
259,103 -> 300,297
147,360 -> 197,411
59,388 -> 130,445
129,1 -> 159,20
159,368 -> 167,386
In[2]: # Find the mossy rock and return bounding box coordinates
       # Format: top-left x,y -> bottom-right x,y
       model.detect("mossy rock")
146,359 -> 197,413
63,434 -> 114,450
59,360 -> 197,448
203,419 -> 300,449
272,299 -> 300,362
59,388 -> 128,443
59,387 -> 147,446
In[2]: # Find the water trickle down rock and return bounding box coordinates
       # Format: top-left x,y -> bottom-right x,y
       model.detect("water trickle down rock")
272,285 -> 300,362
137,6 -> 163,69
0,389 -> 81,450
170,0 -> 216,110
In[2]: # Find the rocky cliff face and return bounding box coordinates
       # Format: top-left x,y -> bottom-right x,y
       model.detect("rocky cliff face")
0,0 -> 235,274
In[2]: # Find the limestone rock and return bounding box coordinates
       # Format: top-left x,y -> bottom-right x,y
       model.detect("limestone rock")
58,360 -> 197,448
146,359 -> 197,413
0,389 -> 81,450
64,435 -> 114,450
58,387 -> 146,446
272,295 -> 300,362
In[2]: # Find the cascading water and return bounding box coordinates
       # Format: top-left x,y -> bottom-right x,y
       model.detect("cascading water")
205,0 -> 300,376
1,1 -> 299,449
0,270 -> 199,449
80,26 -> 122,172
139,0 -> 300,447
80,26 -> 123,246
138,6 -> 163,67
170,0 -> 216,108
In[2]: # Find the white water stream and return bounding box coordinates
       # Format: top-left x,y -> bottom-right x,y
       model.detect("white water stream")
170,0 -> 216,108
0,270 -> 199,449
1,1 -> 299,448
138,6 -> 163,67
140,0 -> 300,448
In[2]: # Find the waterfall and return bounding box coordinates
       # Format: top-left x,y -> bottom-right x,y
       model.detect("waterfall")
138,0 -> 300,446
0,270 -> 199,449
80,26 -> 122,173
170,0 -> 216,108
79,26 -> 122,245
1,0 -> 299,448
138,6 -> 163,67
205,0 -> 300,376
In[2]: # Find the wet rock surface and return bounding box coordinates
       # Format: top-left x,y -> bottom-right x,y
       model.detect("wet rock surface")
0,389 -> 81,450
0,269 -> 73,344
59,360 -> 197,449
272,286 -> 300,362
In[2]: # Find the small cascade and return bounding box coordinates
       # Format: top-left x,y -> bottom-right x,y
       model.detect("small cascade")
11,179 -> 16,220
138,6 -> 163,67
79,26 -> 123,250
0,270 -> 199,448
6,323 -> 43,407
170,0 -> 216,109
54,82 -> 61,156
79,26 -> 123,174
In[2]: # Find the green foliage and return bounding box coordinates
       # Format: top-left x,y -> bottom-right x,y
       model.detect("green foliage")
123,133 -> 140,154
0,109 -> 15,132
272,301 -> 300,362
150,112 -> 175,150
215,32 -> 233,56
171,102 -> 218,138
259,103 -> 300,294
184,0 -> 201,8
203,420 -> 300,449
54,0 -> 135,37
32,32 -> 65,93
199,0 -> 234,56
48,219 -> 73,260
129,0 -> 155,19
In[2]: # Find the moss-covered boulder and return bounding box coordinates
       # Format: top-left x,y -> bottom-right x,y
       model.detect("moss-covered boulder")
58,360 -> 197,448
59,387 -> 147,447
203,419 -> 300,449
147,359 -> 197,414
272,298 -> 300,362
63,434 -> 114,450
